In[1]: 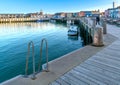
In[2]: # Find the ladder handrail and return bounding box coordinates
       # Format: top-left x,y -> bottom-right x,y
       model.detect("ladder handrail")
25,41 -> 36,80
38,38 -> 49,72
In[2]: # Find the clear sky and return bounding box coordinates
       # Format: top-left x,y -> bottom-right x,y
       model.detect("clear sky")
0,0 -> 120,14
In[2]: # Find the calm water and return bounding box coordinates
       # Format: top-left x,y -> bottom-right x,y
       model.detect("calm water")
0,22 -> 84,83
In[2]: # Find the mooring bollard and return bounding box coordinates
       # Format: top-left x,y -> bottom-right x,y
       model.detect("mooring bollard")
92,19 -> 96,28
102,20 -> 107,34
92,25 -> 104,47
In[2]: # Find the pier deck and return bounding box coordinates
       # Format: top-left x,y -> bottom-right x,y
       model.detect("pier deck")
1,24 -> 120,85
50,24 -> 120,85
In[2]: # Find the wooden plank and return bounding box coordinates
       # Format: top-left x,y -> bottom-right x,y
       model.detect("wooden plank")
80,62 -> 120,81
112,41 -> 120,44
110,40 -> 120,44
74,66 -> 119,85
99,48 -> 120,58
70,69 -> 106,85
96,52 -> 120,62
85,59 -> 120,75
90,55 -> 120,68
102,47 -> 120,53
55,78 -> 70,85
94,54 -> 120,64
61,75 -> 88,85
66,70 -> 100,85
107,46 -> 120,51
49,81 -> 60,85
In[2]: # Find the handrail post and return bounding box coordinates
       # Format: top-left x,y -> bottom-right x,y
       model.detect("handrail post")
24,41 -> 36,80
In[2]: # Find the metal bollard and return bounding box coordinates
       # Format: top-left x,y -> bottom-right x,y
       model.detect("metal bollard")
92,25 -> 104,47
102,20 -> 107,34
92,19 -> 96,28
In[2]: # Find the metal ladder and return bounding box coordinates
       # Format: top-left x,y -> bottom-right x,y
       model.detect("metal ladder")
24,39 -> 49,80
25,41 -> 36,80
38,38 -> 49,72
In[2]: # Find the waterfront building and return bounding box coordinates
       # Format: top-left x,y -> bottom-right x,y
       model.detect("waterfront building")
27,10 -> 44,18
45,14 -> 53,18
40,10 -> 43,15
116,6 -> 120,18
0,14 -> 25,19
72,12 -> 83,17
26,12 -> 44,18
105,8 -> 111,18
53,12 -> 66,19
105,10 -> 109,18
78,11 -> 100,17
107,8 -> 114,18
0,10 -> 45,19
104,1 -> 120,19
26,13 -> 38,18
79,11 -> 85,17
0,10 -> 53,23
105,6 -> 120,19
66,13 -> 73,18
84,11 -> 92,17
113,8 -> 118,19
91,11 -> 100,17
72,12 -> 78,17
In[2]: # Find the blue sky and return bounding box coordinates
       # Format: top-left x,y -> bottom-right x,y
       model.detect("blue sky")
0,0 -> 120,14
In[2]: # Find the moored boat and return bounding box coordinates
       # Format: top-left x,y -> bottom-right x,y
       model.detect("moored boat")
68,25 -> 78,36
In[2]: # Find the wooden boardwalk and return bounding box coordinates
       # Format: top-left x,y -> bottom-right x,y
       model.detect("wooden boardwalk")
50,24 -> 120,85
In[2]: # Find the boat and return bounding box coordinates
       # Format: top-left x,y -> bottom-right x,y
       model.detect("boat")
68,25 -> 78,36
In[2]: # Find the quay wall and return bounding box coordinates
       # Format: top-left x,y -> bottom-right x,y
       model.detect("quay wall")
0,18 -> 50,23
79,19 -> 94,45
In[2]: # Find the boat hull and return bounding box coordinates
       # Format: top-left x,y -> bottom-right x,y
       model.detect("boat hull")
68,31 -> 78,36
68,25 -> 78,36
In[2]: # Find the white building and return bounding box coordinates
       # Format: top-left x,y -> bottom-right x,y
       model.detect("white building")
117,6 -> 120,18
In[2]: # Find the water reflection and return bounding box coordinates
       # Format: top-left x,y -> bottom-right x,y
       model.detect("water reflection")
68,36 -> 78,41
0,22 -> 56,37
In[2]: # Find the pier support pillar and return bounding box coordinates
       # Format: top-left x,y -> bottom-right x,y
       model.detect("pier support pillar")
92,25 -> 104,47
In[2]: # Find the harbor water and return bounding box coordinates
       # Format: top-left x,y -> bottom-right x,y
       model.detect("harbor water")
0,22 -> 84,83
